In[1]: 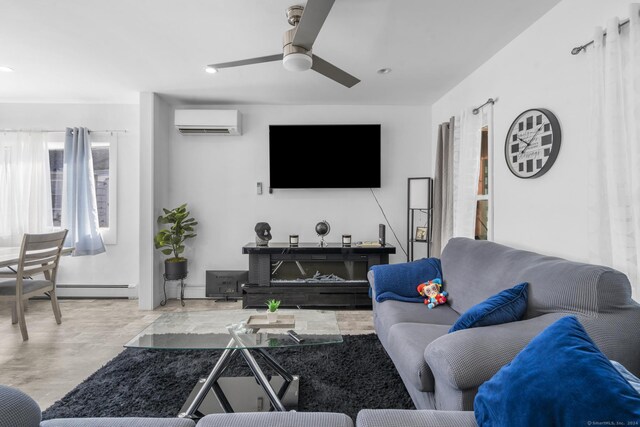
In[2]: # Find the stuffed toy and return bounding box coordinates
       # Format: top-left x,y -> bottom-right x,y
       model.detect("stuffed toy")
417,278 -> 448,309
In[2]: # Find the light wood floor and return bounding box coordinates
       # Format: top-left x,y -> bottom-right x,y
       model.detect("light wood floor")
0,298 -> 374,410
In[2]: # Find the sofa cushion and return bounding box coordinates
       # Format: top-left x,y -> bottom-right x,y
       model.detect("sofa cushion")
440,238 -> 631,317
449,283 -> 528,333
374,300 -> 459,345
370,258 -> 442,303
357,409 -> 477,427
198,412 -> 353,427
387,323 -> 451,392
474,316 -> 640,427
40,419 -> 195,427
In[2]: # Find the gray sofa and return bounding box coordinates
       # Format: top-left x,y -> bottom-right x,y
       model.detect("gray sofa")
370,237 -> 640,411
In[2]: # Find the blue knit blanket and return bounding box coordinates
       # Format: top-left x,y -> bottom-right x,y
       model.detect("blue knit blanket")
370,258 -> 443,303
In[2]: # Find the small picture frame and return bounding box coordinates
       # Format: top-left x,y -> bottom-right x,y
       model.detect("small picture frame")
415,227 -> 428,242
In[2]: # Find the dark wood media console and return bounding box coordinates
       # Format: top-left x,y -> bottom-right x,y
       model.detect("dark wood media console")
242,242 -> 395,308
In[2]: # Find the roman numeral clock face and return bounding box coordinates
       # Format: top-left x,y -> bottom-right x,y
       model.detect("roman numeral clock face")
505,108 -> 561,178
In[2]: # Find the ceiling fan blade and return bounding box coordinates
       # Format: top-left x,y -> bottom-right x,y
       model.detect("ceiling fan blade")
311,55 -> 360,88
292,0 -> 335,50
207,54 -> 283,70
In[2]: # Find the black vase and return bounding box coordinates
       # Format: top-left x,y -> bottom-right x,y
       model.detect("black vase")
164,259 -> 188,280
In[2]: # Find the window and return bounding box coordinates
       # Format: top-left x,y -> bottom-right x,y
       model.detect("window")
475,127 -> 490,240
47,138 -> 117,244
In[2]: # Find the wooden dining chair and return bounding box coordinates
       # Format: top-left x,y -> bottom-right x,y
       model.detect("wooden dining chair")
0,230 -> 68,341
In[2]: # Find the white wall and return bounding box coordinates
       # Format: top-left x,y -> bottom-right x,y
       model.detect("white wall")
162,104 -> 430,297
138,93 -> 172,309
431,0 -> 631,262
0,103 -> 140,295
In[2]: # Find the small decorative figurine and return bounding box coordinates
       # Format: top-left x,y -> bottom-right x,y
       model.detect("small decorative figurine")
255,222 -> 272,246
315,220 -> 331,247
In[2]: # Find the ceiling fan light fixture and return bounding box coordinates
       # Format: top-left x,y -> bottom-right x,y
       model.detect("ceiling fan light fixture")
205,66 -> 218,74
283,53 -> 313,72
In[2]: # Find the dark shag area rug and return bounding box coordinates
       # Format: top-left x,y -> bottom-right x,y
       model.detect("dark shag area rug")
43,334 -> 414,421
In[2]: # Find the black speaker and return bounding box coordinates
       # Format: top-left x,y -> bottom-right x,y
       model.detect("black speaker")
206,270 -> 247,301
379,224 -> 386,246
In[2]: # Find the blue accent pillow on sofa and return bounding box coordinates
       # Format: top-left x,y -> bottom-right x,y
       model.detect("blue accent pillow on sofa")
449,282 -> 528,333
370,258 -> 442,303
474,316 -> 640,427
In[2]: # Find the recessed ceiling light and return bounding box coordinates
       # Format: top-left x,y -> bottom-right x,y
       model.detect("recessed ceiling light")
0,66 -> 14,72
377,68 -> 392,75
205,66 -> 218,74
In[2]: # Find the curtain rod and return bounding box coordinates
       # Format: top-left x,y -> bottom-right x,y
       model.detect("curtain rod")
1,129 -> 127,134
472,98 -> 495,115
571,10 -> 639,55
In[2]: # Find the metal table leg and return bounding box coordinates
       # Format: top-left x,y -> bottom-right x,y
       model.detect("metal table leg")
180,278 -> 186,307
179,342 -> 237,419
180,327 -> 294,418
238,348 -> 287,411
255,349 -> 294,382
160,276 -> 168,306
211,381 -> 234,413
228,326 -> 288,412
256,348 -> 295,399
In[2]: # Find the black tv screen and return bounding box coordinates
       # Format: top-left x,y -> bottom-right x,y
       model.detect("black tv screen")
269,124 -> 381,189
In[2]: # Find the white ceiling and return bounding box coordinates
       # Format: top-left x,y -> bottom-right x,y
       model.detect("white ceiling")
0,0 -> 561,105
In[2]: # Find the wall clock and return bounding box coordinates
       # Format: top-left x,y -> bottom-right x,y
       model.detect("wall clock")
504,108 -> 561,179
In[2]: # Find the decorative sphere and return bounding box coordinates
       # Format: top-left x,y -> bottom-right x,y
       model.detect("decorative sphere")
315,220 -> 331,236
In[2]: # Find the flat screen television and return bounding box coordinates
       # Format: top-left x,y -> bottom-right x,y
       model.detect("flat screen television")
269,124 -> 381,189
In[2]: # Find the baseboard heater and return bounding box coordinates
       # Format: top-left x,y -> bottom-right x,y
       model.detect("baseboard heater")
56,284 -> 130,289
45,284 -> 135,299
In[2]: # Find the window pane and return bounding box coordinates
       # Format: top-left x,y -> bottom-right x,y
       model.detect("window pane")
48,145 -> 109,228
477,129 -> 489,196
475,200 -> 488,240
92,147 -> 109,228
49,149 -> 64,227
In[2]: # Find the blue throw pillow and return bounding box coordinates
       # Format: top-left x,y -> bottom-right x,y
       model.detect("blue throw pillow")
474,316 -> 640,427
449,282 -> 528,333
370,258 -> 442,303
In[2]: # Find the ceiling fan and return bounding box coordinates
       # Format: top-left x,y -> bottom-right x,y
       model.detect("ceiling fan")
206,0 -> 360,88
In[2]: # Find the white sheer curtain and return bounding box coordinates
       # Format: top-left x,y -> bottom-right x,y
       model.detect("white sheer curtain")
452,108 -> 484,238
0,132 -> 53,246
588,4 -> 640,298
432,118 -> 455,256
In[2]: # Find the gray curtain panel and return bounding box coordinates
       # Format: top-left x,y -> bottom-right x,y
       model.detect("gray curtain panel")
62,127 -> 106,256
432,117 -> 455,257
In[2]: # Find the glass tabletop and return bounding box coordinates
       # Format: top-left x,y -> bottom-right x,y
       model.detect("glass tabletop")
124,309 -> 343,350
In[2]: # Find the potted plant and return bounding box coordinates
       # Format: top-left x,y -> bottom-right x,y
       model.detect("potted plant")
266,299 -> 281,323
154,203 -> 198,280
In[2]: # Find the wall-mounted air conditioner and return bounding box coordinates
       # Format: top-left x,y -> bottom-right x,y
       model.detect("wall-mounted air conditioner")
174,109 -> 242,135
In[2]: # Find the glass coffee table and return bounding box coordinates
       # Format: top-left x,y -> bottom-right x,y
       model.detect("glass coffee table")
125,309 -> 342,419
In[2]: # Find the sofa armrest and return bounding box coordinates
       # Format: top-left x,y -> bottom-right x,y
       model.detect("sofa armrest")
578,309 -> 640,376
367,270 -> 377,300
356,409 -> 477,427
425,313 -> 565,391
0,385 -> 41,427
